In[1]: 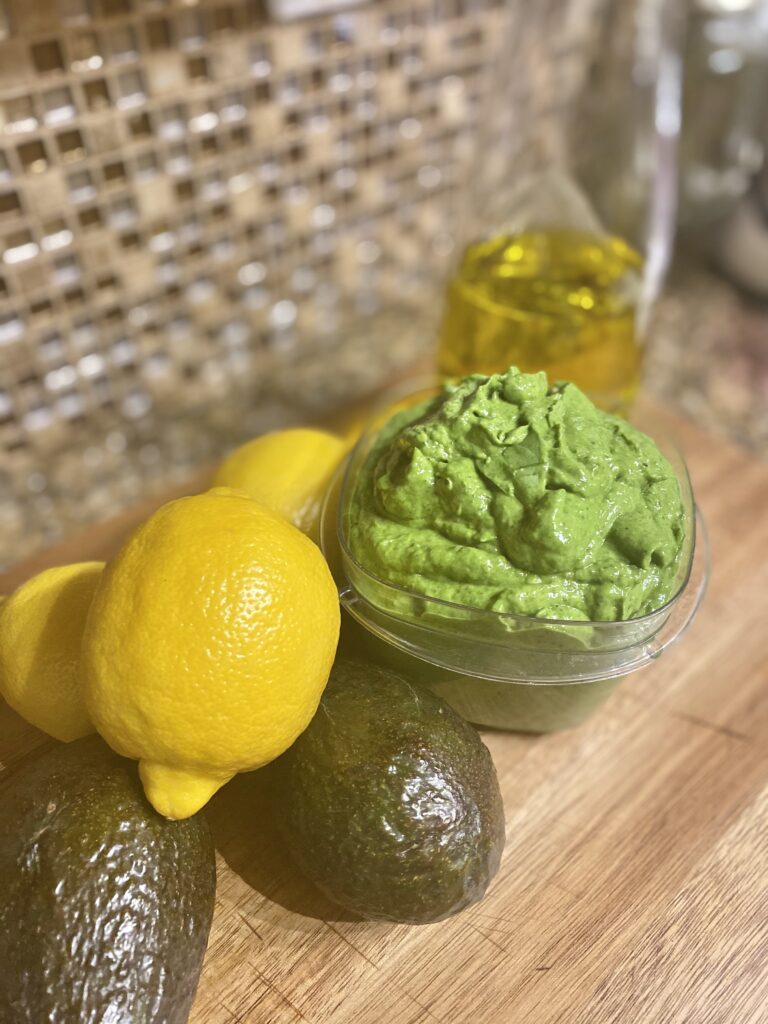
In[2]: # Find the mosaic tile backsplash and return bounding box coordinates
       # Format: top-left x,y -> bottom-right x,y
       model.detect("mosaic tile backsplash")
8,0 -> 759,569
0,0 -> 515,563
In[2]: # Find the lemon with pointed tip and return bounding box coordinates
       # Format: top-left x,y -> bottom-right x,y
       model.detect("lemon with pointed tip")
0,562 -> 101,741
81,488 -> 340,819
212,428 -> 348,540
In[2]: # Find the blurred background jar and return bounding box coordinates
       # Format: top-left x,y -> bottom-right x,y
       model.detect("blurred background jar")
645,0 -> 768,453
678,0 -> 768,236
435,0 -> 686,415
678,0 -> 768,297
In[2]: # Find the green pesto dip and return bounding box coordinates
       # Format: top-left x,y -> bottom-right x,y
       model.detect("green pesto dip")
347,368 -> 685,622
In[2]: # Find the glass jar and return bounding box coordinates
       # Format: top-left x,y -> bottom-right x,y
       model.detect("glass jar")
435,0 -> 686,415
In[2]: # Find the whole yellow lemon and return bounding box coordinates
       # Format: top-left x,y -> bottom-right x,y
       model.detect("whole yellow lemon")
212,428 -> 348,540
81,488 -> 340,819
0,563 -> 102,741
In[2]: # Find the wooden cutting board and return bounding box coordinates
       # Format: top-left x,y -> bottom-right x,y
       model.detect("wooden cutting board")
1,399 -> 767,1024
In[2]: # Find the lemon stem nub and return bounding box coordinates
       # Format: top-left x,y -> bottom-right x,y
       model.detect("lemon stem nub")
139,761 -> 234,819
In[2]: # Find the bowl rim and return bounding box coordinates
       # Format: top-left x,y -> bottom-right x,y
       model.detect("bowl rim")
334,506 -> 709,684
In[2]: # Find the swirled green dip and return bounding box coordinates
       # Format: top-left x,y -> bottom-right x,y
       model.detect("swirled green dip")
347,368 -> 686,621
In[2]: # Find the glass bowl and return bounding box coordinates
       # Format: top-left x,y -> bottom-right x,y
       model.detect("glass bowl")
321,386 -> 709,733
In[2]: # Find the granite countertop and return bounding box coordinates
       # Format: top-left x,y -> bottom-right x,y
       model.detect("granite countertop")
648,259 -> 768,458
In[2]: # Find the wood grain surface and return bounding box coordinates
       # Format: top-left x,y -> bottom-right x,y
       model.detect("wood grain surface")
1,400 -> 767,1024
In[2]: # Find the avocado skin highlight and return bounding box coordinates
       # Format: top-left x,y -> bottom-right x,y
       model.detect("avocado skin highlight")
347,368 -> 685,622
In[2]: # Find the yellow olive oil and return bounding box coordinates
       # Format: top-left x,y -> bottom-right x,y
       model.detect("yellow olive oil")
436,229 -> 644,413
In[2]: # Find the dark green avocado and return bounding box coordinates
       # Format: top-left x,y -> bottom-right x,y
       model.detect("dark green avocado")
0,736 -> 216,1024
277,659 -> 505,924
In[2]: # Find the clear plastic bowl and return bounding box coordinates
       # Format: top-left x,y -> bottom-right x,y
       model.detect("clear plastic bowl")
321,387 -> 709,733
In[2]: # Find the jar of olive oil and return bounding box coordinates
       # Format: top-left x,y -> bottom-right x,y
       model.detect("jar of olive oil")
437,229 -> 644,414
437,0 -> 684,415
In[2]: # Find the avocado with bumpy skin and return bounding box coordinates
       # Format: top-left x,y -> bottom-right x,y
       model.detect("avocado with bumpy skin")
277,659 -> 505,923
0,736 -> 216,1024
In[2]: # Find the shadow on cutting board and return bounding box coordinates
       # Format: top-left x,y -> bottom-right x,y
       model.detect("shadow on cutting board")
207,764 -> 361,924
